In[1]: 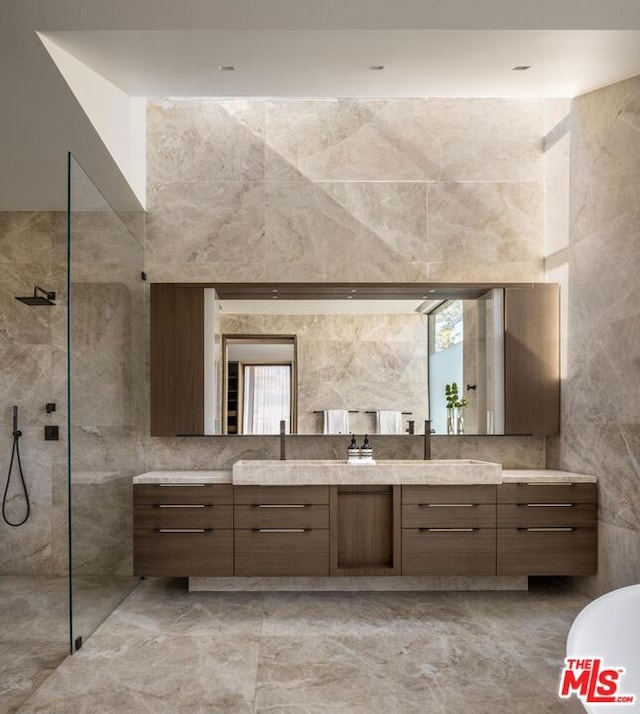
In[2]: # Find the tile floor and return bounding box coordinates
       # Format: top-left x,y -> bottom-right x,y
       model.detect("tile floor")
8,578 -> 588,713
0,575 -> 138,713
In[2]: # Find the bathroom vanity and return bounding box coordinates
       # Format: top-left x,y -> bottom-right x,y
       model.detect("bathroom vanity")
132,463 -> 597,585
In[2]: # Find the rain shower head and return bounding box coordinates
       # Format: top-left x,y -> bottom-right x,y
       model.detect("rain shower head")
15,286 -> 56,306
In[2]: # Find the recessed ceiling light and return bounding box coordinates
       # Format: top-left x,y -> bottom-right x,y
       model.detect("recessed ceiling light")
219,65 -> 235,71
271,289 -> 278,293
272,295 -> 278,300
512,65 -> 531,71
369,65 -> 385,71
347,296 -> 353,299
350,289 -> 357,293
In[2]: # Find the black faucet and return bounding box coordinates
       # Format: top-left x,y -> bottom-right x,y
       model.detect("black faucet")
280,420 -> 286,460
424,420 -> 431,460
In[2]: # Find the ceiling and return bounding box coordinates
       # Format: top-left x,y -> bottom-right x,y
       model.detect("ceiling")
4,0 -> 640,210
42,29 -> 640,99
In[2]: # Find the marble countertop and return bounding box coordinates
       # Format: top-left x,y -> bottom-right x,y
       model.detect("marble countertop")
133,470 -> 232,484
133,466 -> 596,485
501,469 -> 597,483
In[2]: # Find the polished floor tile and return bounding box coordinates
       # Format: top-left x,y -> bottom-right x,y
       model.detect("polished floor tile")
14,578 -> 590,714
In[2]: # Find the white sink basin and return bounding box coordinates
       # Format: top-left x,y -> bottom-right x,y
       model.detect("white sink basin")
232,459 -> 501,485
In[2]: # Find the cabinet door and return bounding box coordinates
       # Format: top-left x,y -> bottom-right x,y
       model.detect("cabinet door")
150,284 -> 204,436
234,529 -> 329,576
504,285 -> 560,436
402,528 -> 496,576
497,528 -> 597,576
134,530 -> 233,577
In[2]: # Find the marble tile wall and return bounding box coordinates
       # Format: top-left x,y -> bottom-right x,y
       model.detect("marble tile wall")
0,211 -> 67,575
546,75 -> 640,597
145,434 -> 545,471
144,96 -> 548,470
220,312 -> 429,435
145,97 -> 545,283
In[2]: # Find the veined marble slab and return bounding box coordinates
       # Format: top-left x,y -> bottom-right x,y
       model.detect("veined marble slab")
133,470 -> 232,484
189,575 -> 528,592
502,469 -> 597,483
132,467 -> 597,486
232,459 -> 501,485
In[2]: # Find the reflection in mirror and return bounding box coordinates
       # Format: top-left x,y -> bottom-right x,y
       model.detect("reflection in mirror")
428,289 -> 504,435
222,336 -> 297,434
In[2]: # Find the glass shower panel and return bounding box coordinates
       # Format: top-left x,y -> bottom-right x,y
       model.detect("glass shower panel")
67,153 -> 144,650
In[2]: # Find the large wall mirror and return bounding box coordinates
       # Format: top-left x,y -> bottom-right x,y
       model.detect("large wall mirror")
150,282 -> 559,438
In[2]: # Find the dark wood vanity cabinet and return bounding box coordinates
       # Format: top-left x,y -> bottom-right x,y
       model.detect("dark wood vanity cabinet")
504,284 -> 560,436
133,480 -> 597,579
133,484 -> 233,577
401,486 -> 497,576
233,486 -> 330,576
496,483 -> 597,575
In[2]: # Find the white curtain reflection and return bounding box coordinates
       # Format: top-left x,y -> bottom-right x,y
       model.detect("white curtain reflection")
242,365 -> 291,434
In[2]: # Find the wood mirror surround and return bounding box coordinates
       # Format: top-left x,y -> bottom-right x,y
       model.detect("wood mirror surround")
150,282 -> 560,438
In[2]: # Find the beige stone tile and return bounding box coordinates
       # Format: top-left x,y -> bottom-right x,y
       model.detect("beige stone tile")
427,181 -> 543,264
17,631 -> 259,714
254,631 -> 552,714
145,180 -> 266,270
264,98 -> 433,181
0,641 -> 63,714
426,260 -> 544,282
570,76 -> 640,246
317,181 -> 428,261
0,212 -> 57,264
424,98 -> 544,183
147,98 -> 265,183
431,435 -> 546,469
568,219 -> 640,331
101,578 -> 264,639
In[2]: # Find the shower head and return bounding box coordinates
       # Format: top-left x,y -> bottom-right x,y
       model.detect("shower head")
15,286 -> 56,306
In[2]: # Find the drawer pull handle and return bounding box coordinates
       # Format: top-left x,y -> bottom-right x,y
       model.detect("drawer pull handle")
419,528 -> 477,532
156,483 -> 207,487
156,528 -> 213,533
339,491 -> 391,496
523,482 -> 574,487
253,528 -> 307,533
154,504 -> 213,509
253,504 -> 309,509
519,503 -> 574,508
518,527 -> 575,532
419,503 -> 476,508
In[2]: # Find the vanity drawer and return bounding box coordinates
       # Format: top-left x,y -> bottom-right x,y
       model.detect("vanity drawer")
497,503 -> 596,528
134,504 -> 233,530
402,528 -> 496,576
233,485 -> 329,506
497,483 -> 596,504
234,504 -> 328,529
497,527 -> 597,575
402,485 -> 496,505
234,529 -> 329,576
402,503 -> 495,528
134,484 -> 233,506
133,530 -> 233,577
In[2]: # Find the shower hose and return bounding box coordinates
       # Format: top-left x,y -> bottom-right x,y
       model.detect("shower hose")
2,406 -> 30,527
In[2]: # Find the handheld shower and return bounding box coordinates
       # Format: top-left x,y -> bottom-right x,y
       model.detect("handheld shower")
2,406 -> 30,527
